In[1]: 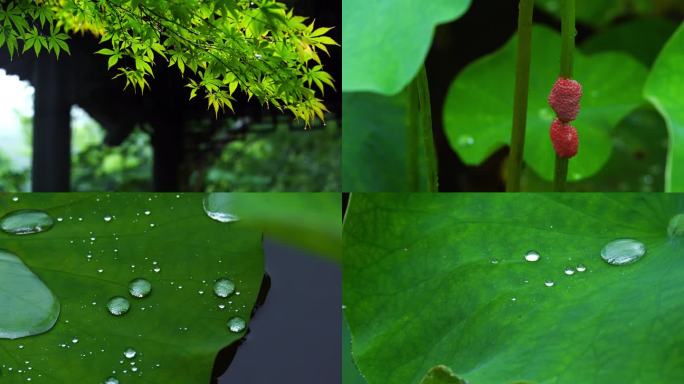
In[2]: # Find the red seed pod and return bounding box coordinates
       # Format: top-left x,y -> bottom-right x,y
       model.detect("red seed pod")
548,77 -> 582,122
549,119 -> 579,158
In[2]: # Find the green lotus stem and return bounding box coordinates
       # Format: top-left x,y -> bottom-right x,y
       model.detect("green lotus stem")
406,65 -> 438,191
506,0 -> 534,192
554,0 -> 576,191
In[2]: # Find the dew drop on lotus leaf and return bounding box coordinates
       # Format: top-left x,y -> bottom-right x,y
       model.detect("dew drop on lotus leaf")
564,267 -> 575,276
544,280 -> 555,287
107,296 -> 130,316
0,210 -> 54,235
576,264 -> 587,272
227,317 -> 246,333
104,377 -> 119,384
203,193 -> 240,223
214,278 -> 235,298
124,347 -> 137,359
524,250 -> 540,262
128,278 -> 152,298
600,239 -> 646,266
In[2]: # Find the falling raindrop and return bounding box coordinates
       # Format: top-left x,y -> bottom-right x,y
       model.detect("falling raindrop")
0,210 -> 54,235
227,317 -> 246,333
213,278 -> 235,298
107,297 -> 130,316
524,250 -> 540,262
203,193 -> 240,223
128,278 -> 152,298
600,239 -> 646,266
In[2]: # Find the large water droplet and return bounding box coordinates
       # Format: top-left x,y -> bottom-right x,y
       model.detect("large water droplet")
107,296 -> 130,316
128,278 -> 152,298
524,250 -> 540,262
124,347 -> 137,359
227,317 -> 246,333
600,239 -> 646,266
203,193 -> 239,223
668,214 -> 684,238
213,278 -> 235,298
0,250 -> 60,339
0,210 -> 54,235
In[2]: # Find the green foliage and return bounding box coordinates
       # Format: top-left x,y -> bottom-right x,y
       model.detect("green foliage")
0,193 -> 264,382
580,18 -> 678,66
0,153 -> 29,192
344,193 -> 684,384
644,22 -> 684,192
0,0 -> 338,124
342,86 -> 433,192
521,107 -> 668,192
208,192 -> 341,261
342,0 -> 471,95
71,128 -> 153,191
535,0 -> 681,26
443,26 -> 648,182
203,120 -> 341,192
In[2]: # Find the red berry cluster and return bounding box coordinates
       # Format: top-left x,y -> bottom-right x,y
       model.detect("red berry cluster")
547,78 -> 582,158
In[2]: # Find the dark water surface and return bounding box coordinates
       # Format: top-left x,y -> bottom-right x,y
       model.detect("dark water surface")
215,240 -> 341,383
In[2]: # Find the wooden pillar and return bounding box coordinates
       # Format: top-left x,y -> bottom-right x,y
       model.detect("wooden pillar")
151,119 -> 183,191
32,56 -> 71,191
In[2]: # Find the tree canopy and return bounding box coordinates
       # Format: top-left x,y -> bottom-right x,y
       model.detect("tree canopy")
0,0 -> 338,124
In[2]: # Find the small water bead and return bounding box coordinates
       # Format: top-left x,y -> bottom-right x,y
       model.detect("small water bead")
576,264 -> 587,272
564,267 -> 575,276
227,317 -> 246,333
128,278 -> 152,298
203,193 -> 240,223
107,297 -> 130,316
0,210 -> 55,235
124,348 -> 137,359
104,216 -> 112,223
213,278 -> 235,298
600,239 -> 646,266
144,210 -> 151,216
11,196 -> 19,202
668,213 -> 684,238
104,377 -> 119,384
490,258 -> 499,265
524,250 -> 540,262
544,280 -> 555,287
72,337 -> 79,344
